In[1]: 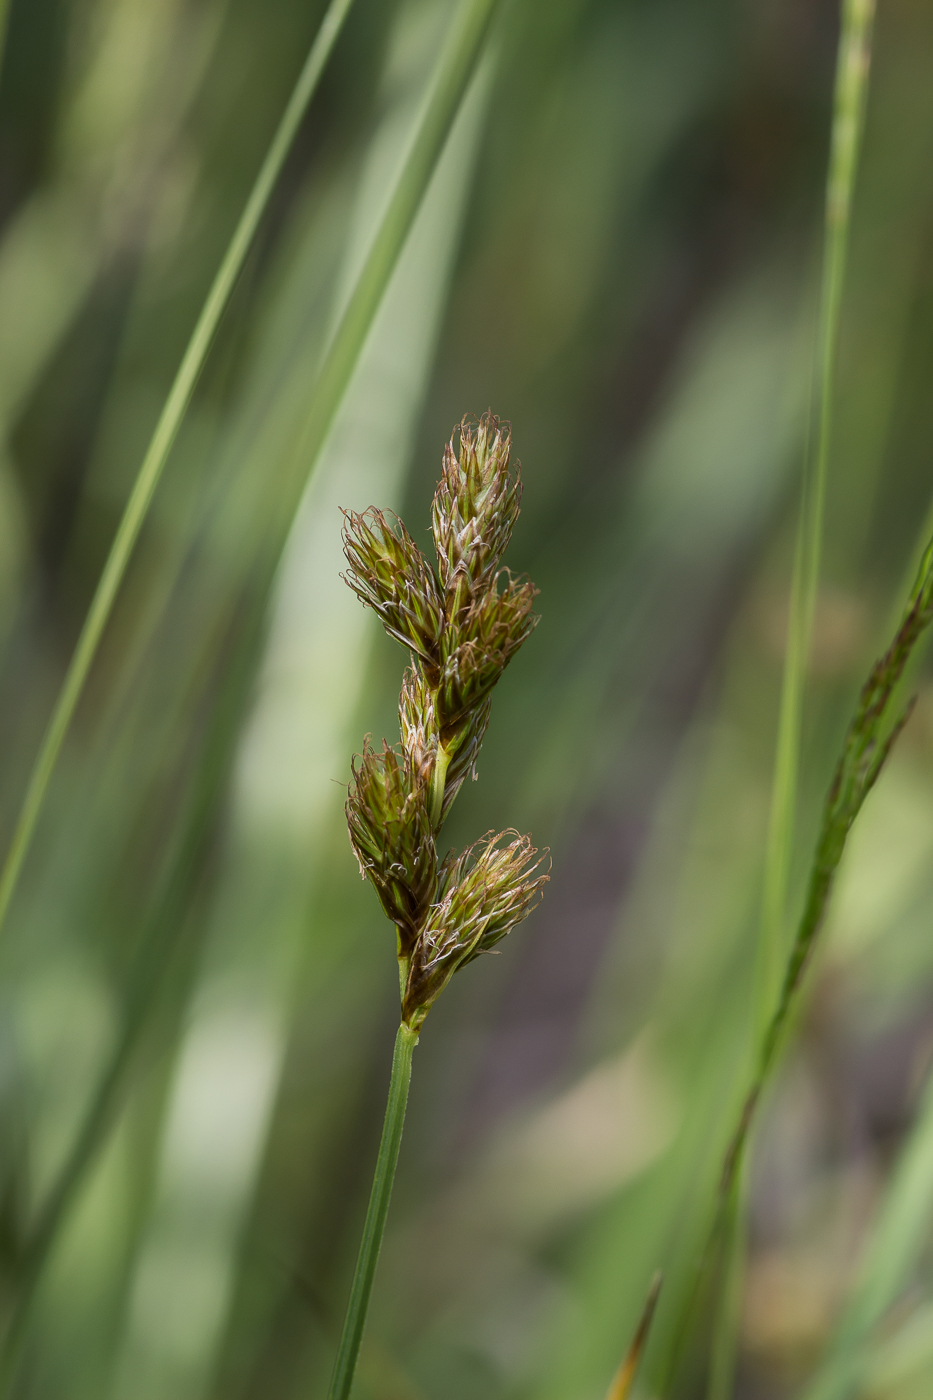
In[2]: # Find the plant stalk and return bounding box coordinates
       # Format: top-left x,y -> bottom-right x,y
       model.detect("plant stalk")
328,1022 -> 418,1400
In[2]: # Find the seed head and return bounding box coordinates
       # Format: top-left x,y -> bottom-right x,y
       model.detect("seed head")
402,832 -> 549,1027
342,508 -> 443,670
346,741 -> 436,956
342,412 -> 547,1028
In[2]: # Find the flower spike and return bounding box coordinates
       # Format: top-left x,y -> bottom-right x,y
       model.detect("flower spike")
342,412 -> 547,1030
402,833 -> 549,1029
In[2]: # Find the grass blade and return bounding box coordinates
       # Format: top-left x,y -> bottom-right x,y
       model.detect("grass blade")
0,580 -> 270,1382
758,0 -> 876,1066
0,0 -> 357,942
708,5 -> 877,1390
706,1160 -> 748,1400
605,1273 -> 663,1400
721,534 -> 933,1203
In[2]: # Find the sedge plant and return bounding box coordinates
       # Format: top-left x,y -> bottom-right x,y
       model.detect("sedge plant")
327,412 -> 548,1400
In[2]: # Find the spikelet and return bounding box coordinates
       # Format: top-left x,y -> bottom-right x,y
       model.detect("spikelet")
436,573 -> 539,729
403,834 -> 549,1028
432,414 -> 523,617
346,741 -> 436,957
342,508 -> 444,673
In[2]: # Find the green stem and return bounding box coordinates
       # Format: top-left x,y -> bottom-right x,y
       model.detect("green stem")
0,0 -> 356,945
428,743 -> 450,829
328,1022 -> 418,1400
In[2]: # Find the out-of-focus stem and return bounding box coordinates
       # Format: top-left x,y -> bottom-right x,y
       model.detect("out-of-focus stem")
758,0 -> 876,1042
705,5 -> 877,1395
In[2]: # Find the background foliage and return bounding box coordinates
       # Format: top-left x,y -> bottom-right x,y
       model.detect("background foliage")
0,0 -> 932,1397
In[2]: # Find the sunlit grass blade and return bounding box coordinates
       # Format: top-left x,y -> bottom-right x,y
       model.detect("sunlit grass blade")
801,1064 -> 933,1400
605,1273 -> 663,1400
0,0 -> 357,944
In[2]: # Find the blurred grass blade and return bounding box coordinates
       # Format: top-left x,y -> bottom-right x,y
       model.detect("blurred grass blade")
802,1067 -> 933,1400
0,0 -> 357,942
289,0 -> 503,482
721,534 -> 933,1203
605,1273 -> 663,1400
758,0 -> 876,1037
0,582 -> 270,1378
707,1160 -> 747,1400
709,4 -> 877,1389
